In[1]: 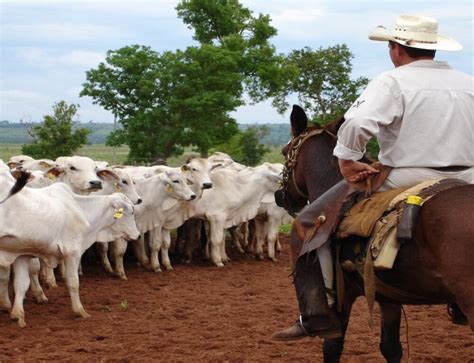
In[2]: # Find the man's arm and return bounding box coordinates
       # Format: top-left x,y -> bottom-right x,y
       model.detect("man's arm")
338,159 -> 379,183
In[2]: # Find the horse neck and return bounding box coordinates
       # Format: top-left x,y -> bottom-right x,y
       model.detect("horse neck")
301,134 -> 343,202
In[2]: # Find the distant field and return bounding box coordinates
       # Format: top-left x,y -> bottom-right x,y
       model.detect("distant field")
0,144 -> 285,166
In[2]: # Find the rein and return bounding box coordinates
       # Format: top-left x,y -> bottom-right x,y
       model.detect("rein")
282,128 -> 337,201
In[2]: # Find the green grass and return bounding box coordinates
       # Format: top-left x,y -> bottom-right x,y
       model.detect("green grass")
0,144 -> 285,166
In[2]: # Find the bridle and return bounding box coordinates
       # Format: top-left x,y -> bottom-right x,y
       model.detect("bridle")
279,127 -> 337,215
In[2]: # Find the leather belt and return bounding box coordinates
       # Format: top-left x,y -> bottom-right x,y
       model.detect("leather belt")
429,166 -> 471,172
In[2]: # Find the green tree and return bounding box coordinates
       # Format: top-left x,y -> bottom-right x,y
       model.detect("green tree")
22,101 -> 90,159
81,2 -> 291,162
273,44 -> 369,124
212,125 -> 270,166
81,45 -> 242,162
176,0 -> 294,102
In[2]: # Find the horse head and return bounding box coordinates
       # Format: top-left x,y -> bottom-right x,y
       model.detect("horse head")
275,105 -> 345,216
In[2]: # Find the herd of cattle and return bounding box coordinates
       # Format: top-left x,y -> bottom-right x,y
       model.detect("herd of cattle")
0,153 -> 293,327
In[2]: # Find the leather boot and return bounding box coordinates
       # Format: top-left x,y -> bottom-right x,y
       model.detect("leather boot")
271,307 -> 342,341
272,250 -> 342,341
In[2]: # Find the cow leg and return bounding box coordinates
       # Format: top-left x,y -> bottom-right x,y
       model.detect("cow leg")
220,232 -> 231,264
240,222 -> 250,251
208,219 -> 225,267
246,219 -> 256,253
229,226 -> 244,254
63,254 -> 90,318
132,235 -> 150,269
57,260 -> 66,281
161,229 -> 173,271
266,218 -> 279,262
11,256 -> 31,327
275,234 -> 282,253
112,238 -> 129,280
149,228 -> 163,272
39,260 -> 58,288
97,242 -> 114,274
0,265 -> 12,311
379,301 -> 403,363
28,258 -> 48,304
254,219 -> 266,260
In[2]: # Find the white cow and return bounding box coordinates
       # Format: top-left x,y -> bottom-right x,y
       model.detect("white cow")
112,169 -> 196,279
191,165 -> 282,267
103,158 -> 213,278
147,157 -> 214,272
38,156 -> 141,287
0,169 -> 90,326
251,163 -> 293,261
0,183 -> 139,327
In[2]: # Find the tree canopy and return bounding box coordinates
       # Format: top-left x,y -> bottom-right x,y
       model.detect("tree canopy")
22,101 -> 90,159
81,1 -> 287,163
273,44 -> 369,124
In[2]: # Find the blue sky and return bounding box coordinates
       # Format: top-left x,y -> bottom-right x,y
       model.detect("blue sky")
1,0 -> 472,124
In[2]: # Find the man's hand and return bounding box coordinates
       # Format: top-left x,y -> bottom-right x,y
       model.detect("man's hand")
338,159 -> 379,183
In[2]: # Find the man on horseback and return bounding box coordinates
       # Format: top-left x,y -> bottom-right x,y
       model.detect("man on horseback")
272,14 -> 473,341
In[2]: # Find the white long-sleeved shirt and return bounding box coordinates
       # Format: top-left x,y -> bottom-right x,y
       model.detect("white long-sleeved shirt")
333,60 -> 474,168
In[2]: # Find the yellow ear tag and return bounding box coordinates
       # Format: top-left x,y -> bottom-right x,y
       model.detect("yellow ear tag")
167,184 -> 173,192
114,182 -> 122,192
114,207 -> 124,219
47,173 -> 56,181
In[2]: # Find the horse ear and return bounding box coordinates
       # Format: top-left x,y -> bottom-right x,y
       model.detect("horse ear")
290,105 -> 308,137
324,116 -> 345,136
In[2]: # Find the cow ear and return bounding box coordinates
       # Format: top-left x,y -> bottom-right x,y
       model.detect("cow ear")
39,161 -> 54,169
97,169 -> 120,182
290,105 -> 308,137
111,201 -> 126,219
10,169 -> 27,180
7,161 -> 20,170
210,163 -> 223,171
181,165 -> 189,172
46,166 -> 64,180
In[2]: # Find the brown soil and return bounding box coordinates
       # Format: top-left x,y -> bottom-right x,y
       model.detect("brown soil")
0,235 -> 472,362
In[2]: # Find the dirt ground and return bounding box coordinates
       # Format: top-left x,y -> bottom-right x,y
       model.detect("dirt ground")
0,235 -> 473,362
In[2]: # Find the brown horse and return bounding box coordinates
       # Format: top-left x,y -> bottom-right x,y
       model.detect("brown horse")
275,105 -> 474,362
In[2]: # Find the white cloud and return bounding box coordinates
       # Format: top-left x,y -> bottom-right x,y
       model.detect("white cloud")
13,48 -> 105,69
2,23 -> 129,42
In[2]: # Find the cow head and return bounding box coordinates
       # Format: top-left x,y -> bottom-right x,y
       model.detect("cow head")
161,169 -> 196,202
96,195 -> 140,242
180,157 -> 213,196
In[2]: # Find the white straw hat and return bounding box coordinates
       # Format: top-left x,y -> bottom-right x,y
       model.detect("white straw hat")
369,15 -> 462,51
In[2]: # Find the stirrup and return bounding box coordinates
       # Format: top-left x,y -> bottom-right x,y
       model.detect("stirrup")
298,315 -> 314,337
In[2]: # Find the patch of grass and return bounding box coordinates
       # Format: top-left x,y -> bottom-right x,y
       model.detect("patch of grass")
120,299 -> 129,310
279,223 -> 292,234
0,144 -> 285,166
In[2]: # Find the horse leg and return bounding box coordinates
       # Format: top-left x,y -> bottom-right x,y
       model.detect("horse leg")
322,288 -> 358,363
379,301 -> 403,363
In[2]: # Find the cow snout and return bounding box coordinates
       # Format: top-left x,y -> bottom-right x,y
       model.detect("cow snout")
189,194 -> 197,201
202,182 -> 213,189
136,198 -> 143,204
89,180 -> 102,189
